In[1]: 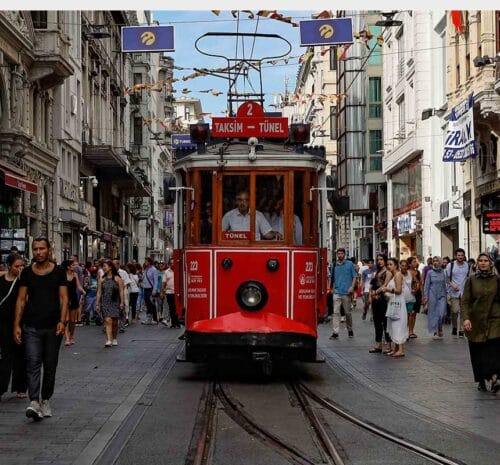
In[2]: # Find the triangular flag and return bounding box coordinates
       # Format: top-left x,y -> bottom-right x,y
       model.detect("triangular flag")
257,10 -> 276,18
231,10 -> 238,18
242,10 -> 254,19
211,10 -> 221,16
312,10 -> 332,19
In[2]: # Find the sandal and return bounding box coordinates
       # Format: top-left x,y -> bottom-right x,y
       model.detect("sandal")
16,392 -> 27,399
391,353 -> 405,358
369,347 -> 382,353
409,333 -> 418,339
384,351 -> 394,356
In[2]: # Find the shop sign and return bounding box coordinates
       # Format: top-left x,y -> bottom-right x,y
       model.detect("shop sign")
463,190 -> 471,220
439,201 -> 449,220
482,211 -> 500,234
397,212 -> 417,235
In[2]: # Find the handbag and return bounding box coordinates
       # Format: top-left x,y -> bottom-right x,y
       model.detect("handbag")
385,293 -> 402,320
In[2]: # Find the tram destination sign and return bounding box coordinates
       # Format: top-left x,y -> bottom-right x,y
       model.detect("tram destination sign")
211,101 -> 288,139
482,211 -> 500,234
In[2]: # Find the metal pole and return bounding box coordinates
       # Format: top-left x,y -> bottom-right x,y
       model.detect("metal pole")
372,211 -> 376,257
466,219 -> 470,259
386,176 -> 393,256
349,212 -> 354,259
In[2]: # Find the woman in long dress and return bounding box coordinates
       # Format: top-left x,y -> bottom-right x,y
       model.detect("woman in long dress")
423,256 -> 448,339
96,260 -> 124,347
462,253 -> 500,392
0,254 -> 27,400
379,258 -> 407,357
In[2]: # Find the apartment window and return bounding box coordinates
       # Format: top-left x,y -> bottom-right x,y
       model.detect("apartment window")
369,130 -> 382,154
396,27 -> 404,79
184,107 -> 191,121
31,11 -> 47,29
397,96 -> 405,136
133,117 -> 142,145
330,106 -> 337,140
329,47 -> 337,71
368,77 -> 382,118
369,157 -> 382,171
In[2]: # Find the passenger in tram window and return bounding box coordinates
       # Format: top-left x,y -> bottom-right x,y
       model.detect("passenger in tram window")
221,190 -> 282,240
200,201 -> 212,244
268,198 -> 303,245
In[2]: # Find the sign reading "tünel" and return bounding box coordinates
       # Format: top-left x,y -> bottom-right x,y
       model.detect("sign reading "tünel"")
211,102 -> 288,138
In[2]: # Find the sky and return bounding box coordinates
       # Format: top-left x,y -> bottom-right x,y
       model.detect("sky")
152,10 -> 315,118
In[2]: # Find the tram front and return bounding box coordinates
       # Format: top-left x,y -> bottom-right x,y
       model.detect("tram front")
168,105 -> 329,365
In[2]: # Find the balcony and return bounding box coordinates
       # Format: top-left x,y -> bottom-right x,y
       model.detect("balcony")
31,29 -> 74,89
82,144 -> 152,197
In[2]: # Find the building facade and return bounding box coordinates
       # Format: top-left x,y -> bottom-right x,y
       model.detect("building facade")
336,11 -> 384,260
446,10 -> 500,261
382,11 -> 456,260
0,10 -> 172,264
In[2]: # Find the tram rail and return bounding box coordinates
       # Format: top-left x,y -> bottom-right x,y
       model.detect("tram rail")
186,375 -> 467,465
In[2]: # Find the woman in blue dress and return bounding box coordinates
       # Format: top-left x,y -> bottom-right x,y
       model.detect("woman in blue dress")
423,256 -> 448,339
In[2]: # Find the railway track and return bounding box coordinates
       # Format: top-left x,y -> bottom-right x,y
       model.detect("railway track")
185,378 -> 467,465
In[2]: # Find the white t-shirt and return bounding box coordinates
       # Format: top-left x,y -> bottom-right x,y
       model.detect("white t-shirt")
129,274 -> 140,293
162,268 -> 175,294
117,268 -> 131,286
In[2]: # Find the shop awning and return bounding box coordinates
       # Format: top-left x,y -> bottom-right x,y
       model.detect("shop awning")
0,168 -> 38,194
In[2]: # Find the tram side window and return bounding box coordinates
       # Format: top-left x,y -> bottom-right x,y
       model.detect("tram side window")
293,172 -> 304,246
200,171 -> 213,244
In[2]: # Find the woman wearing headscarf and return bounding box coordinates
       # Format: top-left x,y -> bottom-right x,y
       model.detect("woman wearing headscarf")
462,253 -> 500,392
423,256 -> 448,340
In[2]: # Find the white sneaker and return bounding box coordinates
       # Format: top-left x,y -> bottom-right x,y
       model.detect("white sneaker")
26,400 -> 44,421
340,316 -> 346,322
112,339 -> 118,346
40,399 -> 52,417
105,341 -> 112,347
160,319 -> 169,326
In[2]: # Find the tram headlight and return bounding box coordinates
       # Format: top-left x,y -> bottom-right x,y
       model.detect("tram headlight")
266,258 -> 279,272
236,281 -> 268,312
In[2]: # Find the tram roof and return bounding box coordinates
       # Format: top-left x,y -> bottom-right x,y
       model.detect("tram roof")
172,140 -> 328,171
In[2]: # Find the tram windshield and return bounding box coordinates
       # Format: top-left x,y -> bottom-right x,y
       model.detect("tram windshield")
188,169 -> 317,246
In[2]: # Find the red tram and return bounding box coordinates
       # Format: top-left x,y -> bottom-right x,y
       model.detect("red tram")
167,102 -> 335,368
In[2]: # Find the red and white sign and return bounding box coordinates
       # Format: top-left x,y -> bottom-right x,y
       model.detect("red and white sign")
0,168 -> 38,194
212,101 -> 288,139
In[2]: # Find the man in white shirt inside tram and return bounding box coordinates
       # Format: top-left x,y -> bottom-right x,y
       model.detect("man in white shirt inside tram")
268,198 -> 303,246
222,190 -> 282,240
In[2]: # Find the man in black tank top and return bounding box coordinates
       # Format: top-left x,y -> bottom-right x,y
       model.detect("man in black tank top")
13,237 -> 69,421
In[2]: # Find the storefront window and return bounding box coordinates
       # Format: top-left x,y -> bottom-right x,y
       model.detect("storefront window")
392,160 -> 422,216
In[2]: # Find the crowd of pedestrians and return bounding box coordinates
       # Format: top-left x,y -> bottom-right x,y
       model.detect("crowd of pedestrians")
0,237 -> 182,422
327,247 -> 500,392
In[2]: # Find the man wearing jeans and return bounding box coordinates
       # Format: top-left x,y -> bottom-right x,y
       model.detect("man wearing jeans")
330,248 -> 357,339
141,257 -> 159,325
13,237 -> 68,421
445,248 -> 470,337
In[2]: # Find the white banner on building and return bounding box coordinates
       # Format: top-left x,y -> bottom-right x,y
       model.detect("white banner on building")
443,93 -> 478,162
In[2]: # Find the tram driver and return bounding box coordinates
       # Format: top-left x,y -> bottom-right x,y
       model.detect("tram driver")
222,190 -> 282,240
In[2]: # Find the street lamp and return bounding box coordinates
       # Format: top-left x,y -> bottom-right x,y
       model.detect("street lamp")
421,104 -> 447,121
473,54 -> 500,67
375,11 -> 403,27
80,176 -> 98,188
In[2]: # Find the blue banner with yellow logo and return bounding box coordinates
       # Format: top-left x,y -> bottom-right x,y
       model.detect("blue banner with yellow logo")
121,26 -> 174,53
299,18 -> 353,47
